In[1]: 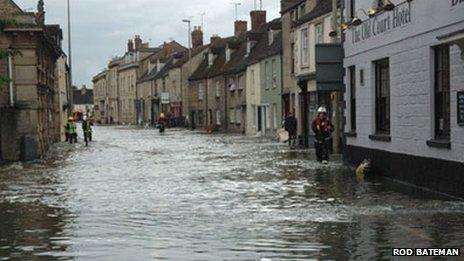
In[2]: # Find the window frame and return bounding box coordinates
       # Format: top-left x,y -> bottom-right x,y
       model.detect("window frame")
349,66 -> 357,132
300,28 -> 309,67
374,58 -> 391,134
434,44 -> 451,140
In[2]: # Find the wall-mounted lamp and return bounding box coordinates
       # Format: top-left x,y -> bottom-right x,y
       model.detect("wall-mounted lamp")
382,0 -> 395,11
367,8 -> 378,17
351,17 -> 362,26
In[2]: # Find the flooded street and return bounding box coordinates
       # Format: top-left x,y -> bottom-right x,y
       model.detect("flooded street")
0,126 -> 463,260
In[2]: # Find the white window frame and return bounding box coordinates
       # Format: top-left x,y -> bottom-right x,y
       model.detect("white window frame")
216,110 -> 221,125
198,83 -> 204,100
216,81 -> 221,97
236,107 -> 242,124
301,28 -> 309,67
315,22 -> 324,44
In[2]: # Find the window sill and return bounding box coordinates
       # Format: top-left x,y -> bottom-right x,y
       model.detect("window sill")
369,134 -> 391,142
426,139 -> 451,149
345,132 -> 357,138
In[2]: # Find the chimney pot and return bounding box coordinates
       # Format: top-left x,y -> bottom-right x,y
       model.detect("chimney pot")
250,10 -> 266,31
127,39 -> 134,52
234,20 -> 248,36
192,26 -> 204,49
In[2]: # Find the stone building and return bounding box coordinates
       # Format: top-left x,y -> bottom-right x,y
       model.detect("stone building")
72,85 -> 93,120
291,0 -> 341,148
280,0 -> 304,134
92,70 -> 108,123
136,41 -> 187,125
343,0 -> 464,197
56,54 -> 71,141
0,0 -> 66,162
245,18 -> 283,137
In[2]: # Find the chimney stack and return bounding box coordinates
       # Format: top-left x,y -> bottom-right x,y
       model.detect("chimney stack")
192,26 -> 204,49
210,35 -> 221,45
250,10 -> 266,31
134,35 -> 143,51
234,21 -> 247,36
163,42 -> 174,56
36,0 -> 45,25
128,39 -> 134,52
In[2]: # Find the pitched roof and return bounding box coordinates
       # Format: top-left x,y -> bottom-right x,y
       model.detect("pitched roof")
188,36 -> 239,80
293,0 -> 340,27
281,0 -> 306,14
246,19 -> 283,65
171,45 -> 209,68
73,87 -> 93,105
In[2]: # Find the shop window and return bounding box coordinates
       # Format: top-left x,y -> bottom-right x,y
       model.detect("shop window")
434,45 -> 450,140
349,66 -> 356,131
375,58 -> 390,134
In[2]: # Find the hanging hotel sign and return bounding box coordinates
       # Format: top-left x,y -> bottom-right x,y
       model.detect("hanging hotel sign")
351,1 -> 412,44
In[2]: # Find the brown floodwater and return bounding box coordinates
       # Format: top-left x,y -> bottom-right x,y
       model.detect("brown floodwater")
0,126 -> 463,260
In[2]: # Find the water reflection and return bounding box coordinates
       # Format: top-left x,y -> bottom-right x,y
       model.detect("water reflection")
0,202 -> 71,259
0,126 -> 463,260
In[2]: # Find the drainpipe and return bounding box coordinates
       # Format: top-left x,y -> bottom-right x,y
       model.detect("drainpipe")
8,53 -> 14,107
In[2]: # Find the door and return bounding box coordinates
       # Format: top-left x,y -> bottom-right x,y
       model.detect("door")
257,107 -> 262,132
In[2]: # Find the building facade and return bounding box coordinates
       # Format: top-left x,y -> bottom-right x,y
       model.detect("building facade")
92,70 -> 108,124
245,19 -> 283,137
343,0 -> 464,197
1,0 -> 65,162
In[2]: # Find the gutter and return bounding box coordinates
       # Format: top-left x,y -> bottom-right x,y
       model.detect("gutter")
8,53 -> 14,107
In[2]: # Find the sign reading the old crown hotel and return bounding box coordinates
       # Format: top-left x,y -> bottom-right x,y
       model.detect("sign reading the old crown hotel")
352,1 -> 412,44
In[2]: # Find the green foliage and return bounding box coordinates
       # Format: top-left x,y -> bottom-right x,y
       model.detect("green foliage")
0,19 -> 18,86
0,19 -> 16,30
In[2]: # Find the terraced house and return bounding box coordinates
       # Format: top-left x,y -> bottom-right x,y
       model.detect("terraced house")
245,18 -> 283,137
136,41 -> 186,125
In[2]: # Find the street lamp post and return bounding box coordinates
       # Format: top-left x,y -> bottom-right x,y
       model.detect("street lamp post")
67,0 -> 73,115
182,19 -> 192,124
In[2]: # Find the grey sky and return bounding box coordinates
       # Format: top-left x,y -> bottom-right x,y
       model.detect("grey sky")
15,0 -> 281,89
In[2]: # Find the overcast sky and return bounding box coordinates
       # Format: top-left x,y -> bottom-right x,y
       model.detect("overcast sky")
15,0 -> 281,89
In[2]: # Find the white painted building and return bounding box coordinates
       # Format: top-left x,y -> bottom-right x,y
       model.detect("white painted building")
343,0 -> 464,197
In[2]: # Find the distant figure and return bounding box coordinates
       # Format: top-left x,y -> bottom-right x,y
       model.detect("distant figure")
82,115 -> 93,146
284,112 -> 298,147
312,107 -> 333,164
158,112 -> 166,133
65,116 -> 77,144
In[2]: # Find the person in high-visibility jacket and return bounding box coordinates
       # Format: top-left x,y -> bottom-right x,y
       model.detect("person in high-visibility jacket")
65,117 -> 77,144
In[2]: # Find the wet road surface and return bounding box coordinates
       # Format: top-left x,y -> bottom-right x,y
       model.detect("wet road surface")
0,125 -> 464,260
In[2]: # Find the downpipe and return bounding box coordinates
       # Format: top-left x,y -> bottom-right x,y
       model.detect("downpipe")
7,53 -> 14,107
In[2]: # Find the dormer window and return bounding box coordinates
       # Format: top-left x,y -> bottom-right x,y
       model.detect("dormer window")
299,3 -> 306,18
268,30 -> 274,46
226,47 -> 231,62
229,78 -> 236,91
208,53 -> 214,66
246,41 -> 251,57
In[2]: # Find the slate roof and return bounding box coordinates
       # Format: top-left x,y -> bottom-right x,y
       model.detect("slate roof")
189,36 -> 239,81
73,87 -> 93,105
171,45 -> 209,68
281,0 -> 306,14
293,0 -> 340,27
189,19 -> 283,79
246,19 -> 283,65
